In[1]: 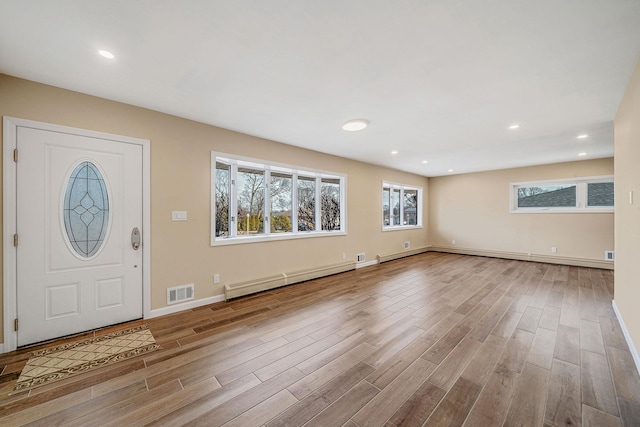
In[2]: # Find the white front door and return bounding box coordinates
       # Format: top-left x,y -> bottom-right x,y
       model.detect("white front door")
14,123 -> 144,346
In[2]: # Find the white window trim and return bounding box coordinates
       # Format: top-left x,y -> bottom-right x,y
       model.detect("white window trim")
211,152 -> 347,245
382,181 -> 423,231
510,175 -> 614,214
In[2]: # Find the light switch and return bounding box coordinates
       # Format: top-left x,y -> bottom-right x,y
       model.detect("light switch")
172,211 -> 188,221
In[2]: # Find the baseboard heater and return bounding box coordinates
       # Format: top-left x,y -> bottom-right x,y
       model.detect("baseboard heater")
429,246 -> 614,270
377,246 -> 431,264
224,261 -> 356,300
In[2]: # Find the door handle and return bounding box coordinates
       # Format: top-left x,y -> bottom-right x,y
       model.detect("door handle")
131,227 -> 141,250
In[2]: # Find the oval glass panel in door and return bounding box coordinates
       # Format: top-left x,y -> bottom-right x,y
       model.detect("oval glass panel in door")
63,161 -> 110,258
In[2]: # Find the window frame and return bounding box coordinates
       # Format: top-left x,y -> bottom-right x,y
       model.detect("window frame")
211,152 -> 347,245
382,181 -> 423,231
510,175 -> 614,214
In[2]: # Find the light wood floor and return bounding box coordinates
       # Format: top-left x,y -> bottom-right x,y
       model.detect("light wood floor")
1,253 -> 640,426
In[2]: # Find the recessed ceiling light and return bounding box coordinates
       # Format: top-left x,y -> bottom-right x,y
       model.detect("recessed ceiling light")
342,119 -> 368,131
578,152 -> 587,156
391,150 -> 398,155
577,134 -> 588,139
448,169 -> 454,173
509,124 -> 520,129
422,160 -> 428,164
98,50 -> 115,59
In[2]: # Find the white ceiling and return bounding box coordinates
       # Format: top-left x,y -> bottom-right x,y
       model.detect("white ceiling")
1,1 -> 640,176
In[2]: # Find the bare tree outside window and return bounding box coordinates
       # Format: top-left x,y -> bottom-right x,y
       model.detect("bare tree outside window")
237,167 -> 265,235
403,189 -> 418,225
321,178 -> 341,230
517,185 -> 576,208
382,188 -> 390,226
270,172 -> 293,233
212,154 -> 346,242
382,183 -> 422,229
215,162 -> 230,237
392,188 -> 401,225
517,186 -> 545,198
511,177 -> 614,213
298,176 -> 315,231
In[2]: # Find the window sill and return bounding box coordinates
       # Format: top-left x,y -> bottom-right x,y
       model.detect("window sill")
510,208 -> 614,214
211,230 -> 347,246
382,225 -> 423,232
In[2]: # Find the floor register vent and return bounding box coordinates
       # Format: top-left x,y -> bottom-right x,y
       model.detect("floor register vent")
168,284 -> 194,305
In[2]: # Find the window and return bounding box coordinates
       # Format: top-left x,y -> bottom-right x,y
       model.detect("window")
237,167 -> 265,235
212,153 -> 346,244
382,182 -> 423,229
510,176 -> 614,213
270,172 -> 293,233
297,176 -> 316,231
321,178 -> 341,230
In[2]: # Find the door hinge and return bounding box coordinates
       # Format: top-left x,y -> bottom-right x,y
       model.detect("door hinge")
13,148 -> 18,162
13,234 -> 18,247
14,318 -> 18,331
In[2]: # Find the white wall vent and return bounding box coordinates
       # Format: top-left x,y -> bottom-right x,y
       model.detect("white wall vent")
167,284 -> 194,305
357,253 -> 366,263
605,251 -> 615,261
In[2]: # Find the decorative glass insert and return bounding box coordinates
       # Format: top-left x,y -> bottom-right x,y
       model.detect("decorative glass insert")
63,162 -> 110,258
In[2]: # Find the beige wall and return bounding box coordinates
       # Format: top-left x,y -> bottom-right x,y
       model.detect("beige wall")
428,159 -> 615,263
0,75 -> 429,343
614,57 -> 640,353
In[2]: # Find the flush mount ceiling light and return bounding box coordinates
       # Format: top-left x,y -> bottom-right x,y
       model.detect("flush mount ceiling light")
509,124 -> 520,129
98,49 -> 115,59
577,134 -> 589,139
578,152 -> 587,156
342,119 -> 368,131
422,160 -> 428,164
391,150 -> 398,155
448,169 -> 454,173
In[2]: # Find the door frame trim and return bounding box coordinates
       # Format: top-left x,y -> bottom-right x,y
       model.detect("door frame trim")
2,117 -> 151,353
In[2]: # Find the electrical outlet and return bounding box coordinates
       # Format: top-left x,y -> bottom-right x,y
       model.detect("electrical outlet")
342,252 -> 346,260
404,241 -> 410,249
452,240 -> 456,245
551,247 -> 557,254
357,253 -> 365,263
213,274 -> 220,284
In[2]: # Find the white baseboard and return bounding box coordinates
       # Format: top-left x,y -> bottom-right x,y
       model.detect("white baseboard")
612,300 -> 640,377
429,246 -> 614,270
146,294 -> 226,319
356,260 -> 379,269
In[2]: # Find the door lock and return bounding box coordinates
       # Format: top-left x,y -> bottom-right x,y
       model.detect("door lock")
131,227 -> 141,250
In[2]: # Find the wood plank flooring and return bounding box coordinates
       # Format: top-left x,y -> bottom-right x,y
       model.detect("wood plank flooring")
1,253 -> 640,426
